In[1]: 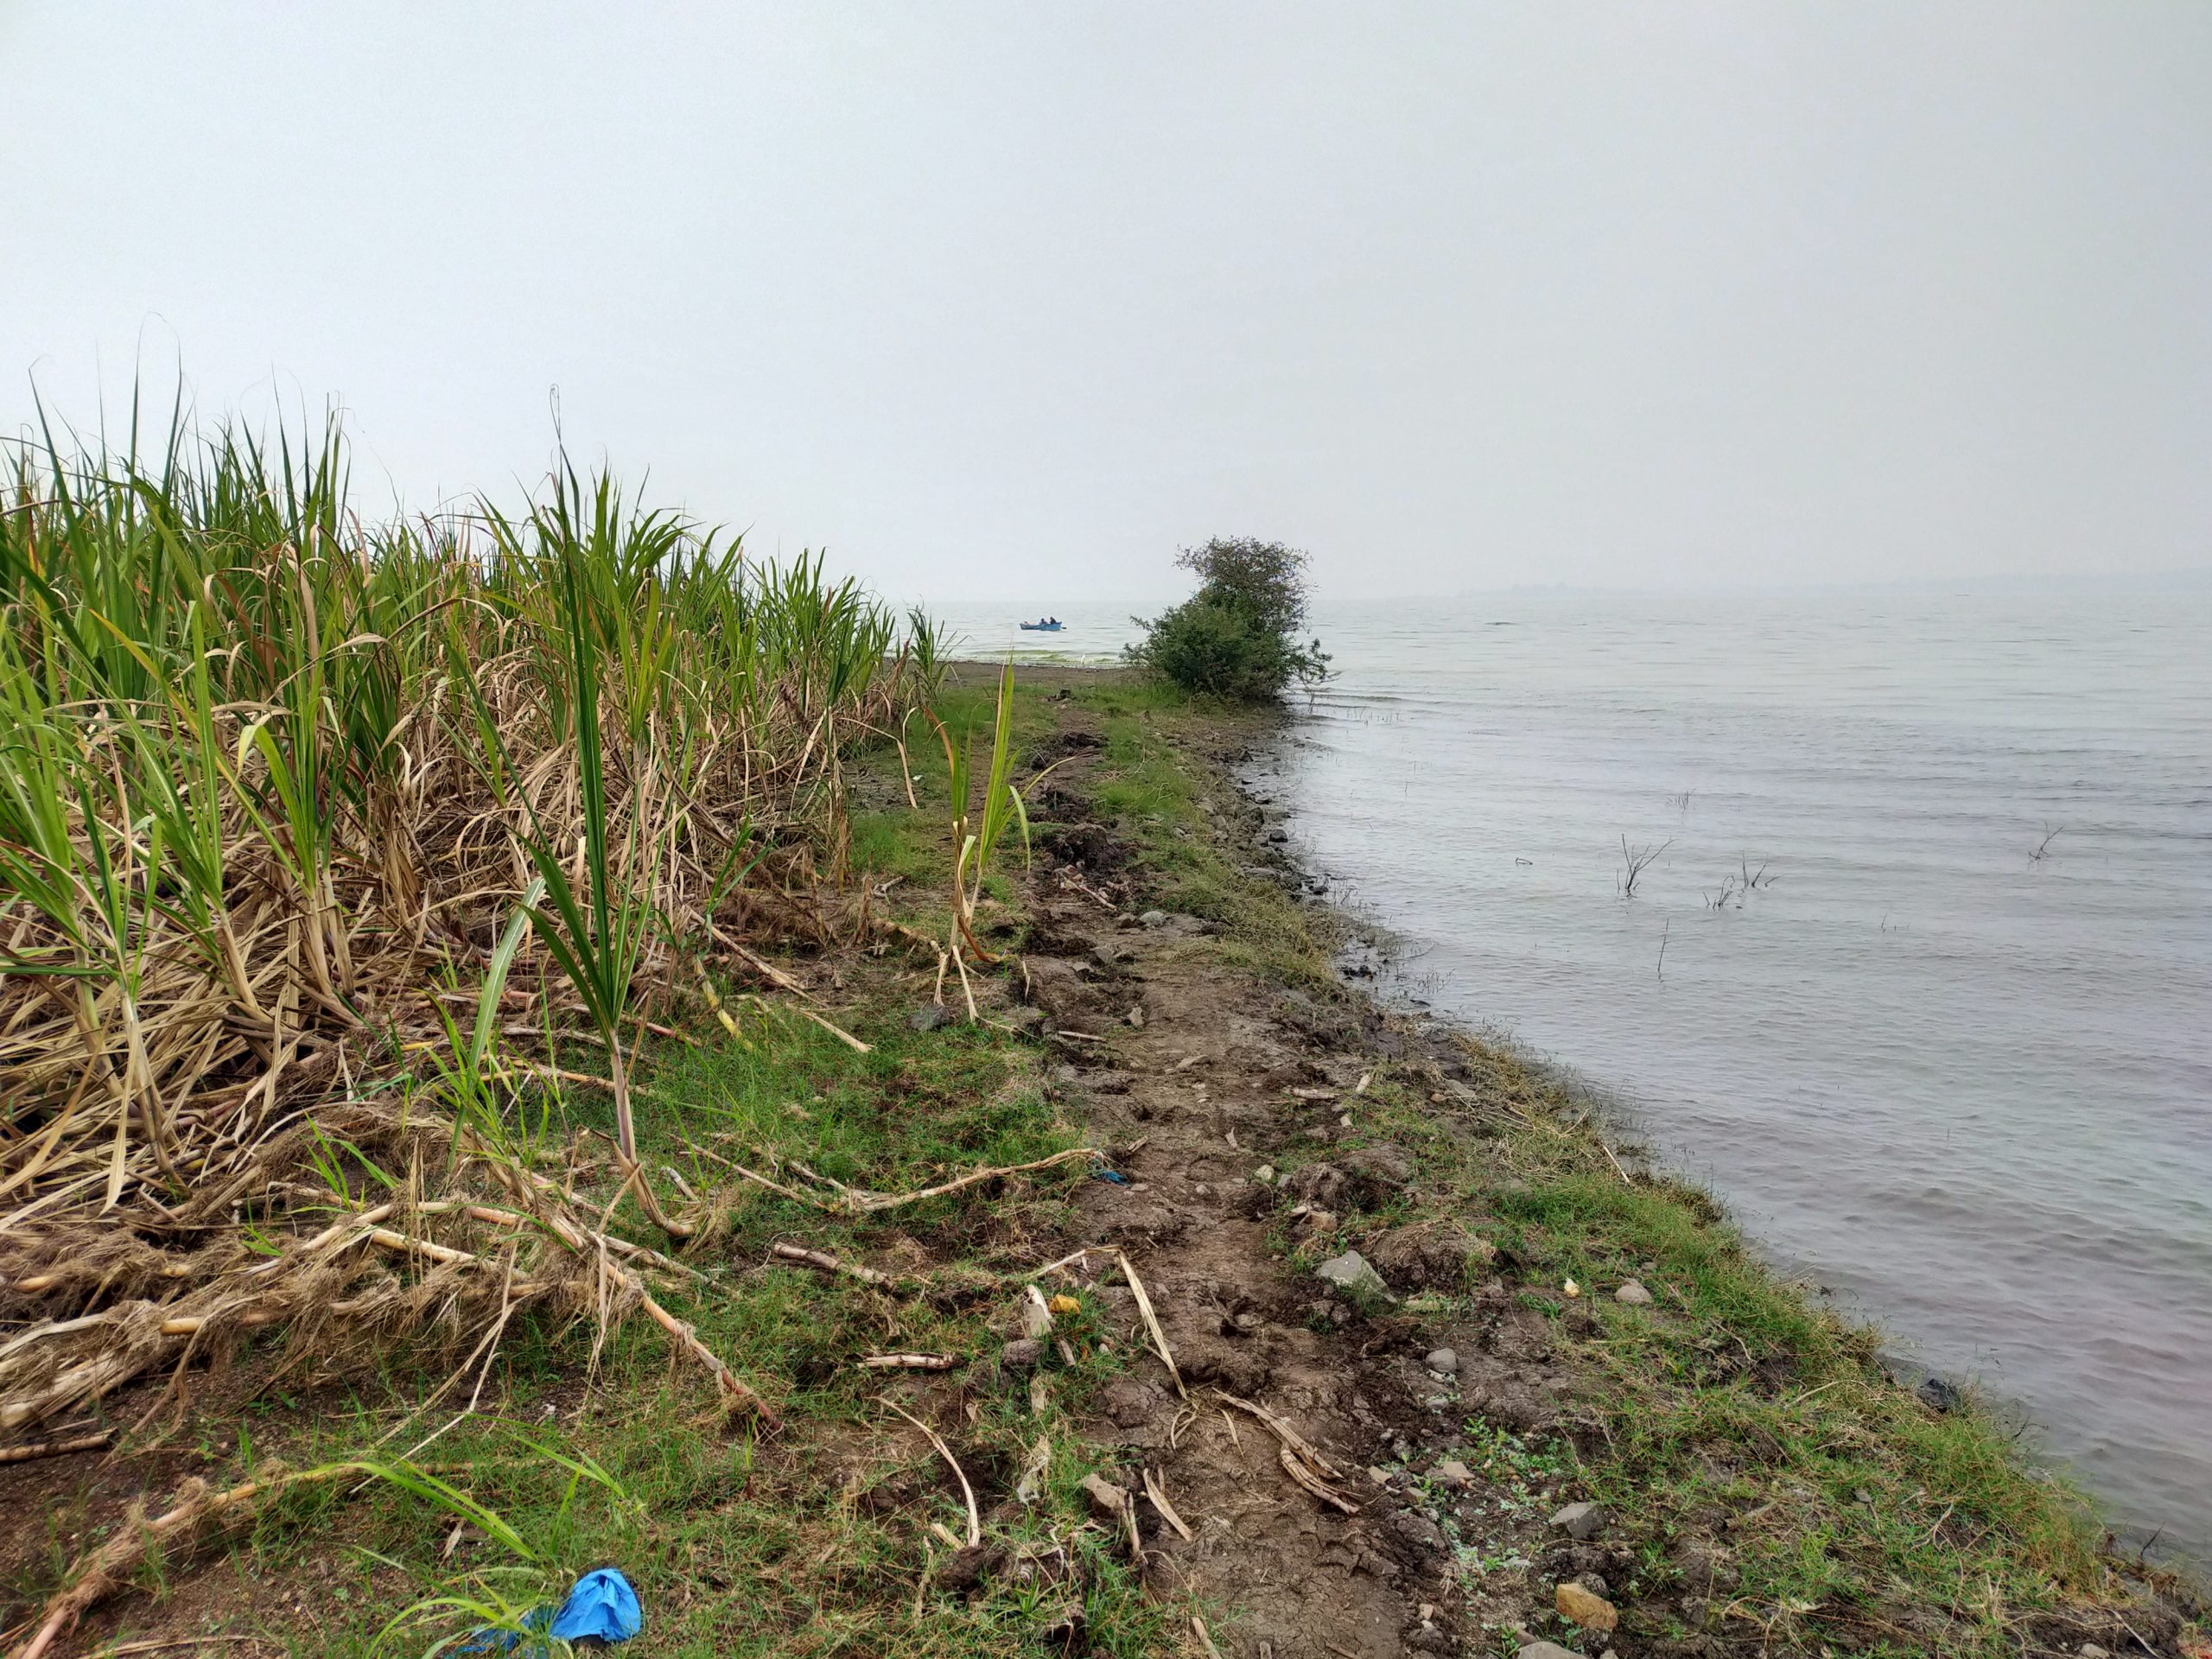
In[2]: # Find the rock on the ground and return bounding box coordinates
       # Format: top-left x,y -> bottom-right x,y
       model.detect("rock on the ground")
1613,1278 -> 1653,1306
1431,1459 -> 1473,1489
1000,1338 -> 1044,1371
1139,909 -> 1168,927
1550,1500 -> 1604,1539
1518,1643 -> 1581,1659
1425,1347 -> 1459,1375
1315,1249 -> 1395,1309
1555,1580 -> 1618,1633
907,1003 -> 953,1032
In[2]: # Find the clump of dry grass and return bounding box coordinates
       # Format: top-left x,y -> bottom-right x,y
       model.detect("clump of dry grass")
0,406 -> 939,1441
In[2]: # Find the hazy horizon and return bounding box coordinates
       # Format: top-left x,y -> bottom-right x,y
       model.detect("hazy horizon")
5,3 -> 2209,602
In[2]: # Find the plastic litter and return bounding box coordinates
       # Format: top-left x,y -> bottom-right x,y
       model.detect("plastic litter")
1090,1169 -> 1130,1185
458,1567 -> 642,1652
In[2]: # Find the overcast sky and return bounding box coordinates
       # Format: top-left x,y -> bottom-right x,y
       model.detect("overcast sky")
4,3 -> 2209,602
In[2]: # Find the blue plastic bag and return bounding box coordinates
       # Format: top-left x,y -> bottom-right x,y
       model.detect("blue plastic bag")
457,1567 -> 641,1652
549,1568 -> 642,1643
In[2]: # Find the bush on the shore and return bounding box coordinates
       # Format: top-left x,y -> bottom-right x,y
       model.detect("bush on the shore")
1127,537 -> 1329,701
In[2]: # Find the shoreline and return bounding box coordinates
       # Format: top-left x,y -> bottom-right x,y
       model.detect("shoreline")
2,661 -> 2199,1658
977,660 -> 2206,1653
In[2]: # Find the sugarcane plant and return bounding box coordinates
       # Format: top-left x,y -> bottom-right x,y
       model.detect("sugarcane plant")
926,661 -> 1042,1013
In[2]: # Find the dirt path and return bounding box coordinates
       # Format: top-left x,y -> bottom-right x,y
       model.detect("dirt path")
1020,720 -> 1561,1659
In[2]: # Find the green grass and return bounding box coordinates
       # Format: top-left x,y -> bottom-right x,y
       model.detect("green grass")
61,982 -> 1168,1657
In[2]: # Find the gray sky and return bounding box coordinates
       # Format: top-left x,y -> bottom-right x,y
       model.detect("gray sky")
4,3 -> 2209,601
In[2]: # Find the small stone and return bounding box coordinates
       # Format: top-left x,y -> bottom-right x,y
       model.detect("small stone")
1424,1347 -> 1459,1375
1254,1165 -> 1277,1185
1580,1572 -> 1610,1599
1614,1278 -> 1653,1306
907,1003 -> 953,1032
1550,1500 -> 1604,1539
1517,1644 -> 1581,1659
1298,1208 -> 1338,1236
2079,1644 -> 2112,1658
1127,1004 -> 1146,1028
1079,1472 -> 1130,1518
1368,1465 -> 1393,1486
1431,1459 -> 1474,1490
1315,1249 -> 1394,1309
1555,1581 -> 1618,1633
1000,1338 -> 1044,1371
1140,909 -> 1168,927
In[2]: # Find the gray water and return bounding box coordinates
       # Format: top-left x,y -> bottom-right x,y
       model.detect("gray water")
935,588 -> 2212,1561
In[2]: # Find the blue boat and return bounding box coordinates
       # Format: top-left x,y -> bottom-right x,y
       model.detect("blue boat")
1019,618 -> 1065,632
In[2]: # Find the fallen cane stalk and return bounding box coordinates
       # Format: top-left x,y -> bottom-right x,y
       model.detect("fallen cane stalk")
768,1240 -> 904,1287
879,1395 -> 980,1546
1117,1250 -> 1185,1398
0,1429 -> 112,1465
1142,1466 -> 1195,1541
857,1353 -> 959,1371
1276,1442 -> 1361,1515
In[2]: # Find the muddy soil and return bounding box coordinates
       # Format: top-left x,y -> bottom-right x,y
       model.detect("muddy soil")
1017,719 -> 1586,1659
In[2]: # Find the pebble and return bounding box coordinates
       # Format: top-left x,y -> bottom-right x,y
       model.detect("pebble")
1549,1500 -> 1605,1540
1431,1458 -> 1474,1490
1424,1347 -> 1459,1375
1315,1249 -> 1394,1307
1517,1644 -> 1580,1659
907,1003 -> 952,1032
1254,1164 -> 1276,1185
1000,1338 -> 1044,1371
1555,1580 -> 1618,1633
1614,1279 -> 1653,1306
1140,909 -> 1168,927
2079,1647 -> 2111,1659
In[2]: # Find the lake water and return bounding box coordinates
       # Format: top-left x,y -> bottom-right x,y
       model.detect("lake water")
934,589 -> 2212,1563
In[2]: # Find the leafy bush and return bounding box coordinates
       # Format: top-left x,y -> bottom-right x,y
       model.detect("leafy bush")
1127,537 -> 1329,700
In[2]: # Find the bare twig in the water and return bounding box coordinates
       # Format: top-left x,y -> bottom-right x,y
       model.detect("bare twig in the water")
1656,918 -> 1670,981
2029,823 -> 2064,865
1619,836 -> 1670,899
879,1395 -> 980,1546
